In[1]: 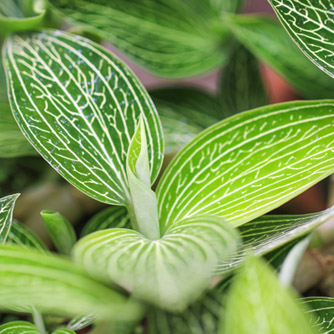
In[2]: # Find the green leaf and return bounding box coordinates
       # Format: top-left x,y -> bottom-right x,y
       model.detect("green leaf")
150,87 -> 220,154
73,216 -> 240,311
219,44 -> 268,117
0,0 -> 46,35
0,193 -> 19,243
3,30 -> 163,206
52,330 -> 75,334
41,210 -> 76,255
157,101 -> 334,231
81,206 -> 130,236
267,0 -> 334,79
67,313 -> 98,331
227,15 -> 334,99
48,0 -> 234,78
302,297 -> 334,333
0,102 -> 36,157
7,220 -> 47,252
0,321 -> 40,334
220,256 -> 320,334
0,244 -> 141,320
126,117 -> 160,239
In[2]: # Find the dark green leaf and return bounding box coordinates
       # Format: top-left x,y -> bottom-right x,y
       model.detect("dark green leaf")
4,30 -> 163,206
0,193 -> 19,243
52,330 -> 76,334
41,210 -> 76,255
157,101 -> 334,231
227,15 -> 334,99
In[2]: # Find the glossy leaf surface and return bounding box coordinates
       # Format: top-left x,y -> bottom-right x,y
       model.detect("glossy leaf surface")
4,30 -> 163,206
0,321 -> 40,334
221,256 -> 319,334
268,0 -> 334,78
0,245 -> 140,319
0,194 -> 19,243
49,0 -> 233,78
74,216 -> 239,311
158,101 -> 334,230
219,44 -> 268,117
227,15 -> 334,99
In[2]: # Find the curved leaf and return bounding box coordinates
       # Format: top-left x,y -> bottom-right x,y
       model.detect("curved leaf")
3,30 -> 163,206
73,216 -> 240,311
268,0 -> 334,79
219,44 -> 268,117
7,220 -> 47,252
68,313 -> 98,331
227,15 -> 334,99
0,245 -> 141,319
0,321 -> 40,334
0,193 -> 19,243
81,206 -> 130,237
302,297 -> 334,334
48,0 -> 233,78
52,330 -> 76,334
157,100 -> 334,230
221,256 -> 320,334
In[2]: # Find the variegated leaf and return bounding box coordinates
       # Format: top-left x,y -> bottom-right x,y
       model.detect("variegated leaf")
73,216 -> 240,311
0,321 -> 40,334
48,0 -> 233,78
0,245 -> 141,319
227,15 -> 334,99
157,101 -> 334,231
268,0 -> 334,79
3,30 -> 163,206
68,313 -> 98,331
0,194 -> 19,243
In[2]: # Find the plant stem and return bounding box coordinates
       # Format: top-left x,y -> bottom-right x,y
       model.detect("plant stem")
32,307 -> 46,334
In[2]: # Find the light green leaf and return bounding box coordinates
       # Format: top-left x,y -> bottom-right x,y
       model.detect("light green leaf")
219,44 -> 268,117
302,297 -> 334,334
0,102 -> 36,157
157,101 -> 334,231
150,87 -> 220,154
81,206 -> 130,237
68,313 -> 98,331
268,0 -> 334,79
73,216 -> 240,311
0,0 -> 46,35
0,321 -> 40,334
227,15 -> 334,99
41,210 -> 76,255
126,117 -> 160,239
220,256 -> 320,334
0,245 -> 141,320
48,0 -> 233,78
3,30 -> 163,206
7,220 -> 47,252
52,330 -> 75,334
0,193 -> 19,243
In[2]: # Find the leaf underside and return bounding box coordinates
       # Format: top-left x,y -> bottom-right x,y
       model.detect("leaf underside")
4,30 -> 163,206
157,100 -> 334,231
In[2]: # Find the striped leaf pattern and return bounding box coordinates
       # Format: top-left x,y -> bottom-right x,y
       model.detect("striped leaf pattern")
73,216 -> 240,311
0,194 -> 19,243
7,220 -> 47,252
68,313 -> 98,331
268,0 -> 334,78
227,15 -> 334,99
302,297 -> 334,334
157,101 -> 334,231
48,0 -> 233,77
3,30 -> 163,206
0,245 -> 141,319
0,321 -> 40,334
52,330 -> 76,334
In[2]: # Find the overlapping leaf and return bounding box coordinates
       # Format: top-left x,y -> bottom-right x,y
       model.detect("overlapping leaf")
227,15 -> 334,99
0,193 -> 19,243
73,216 -> 240,311
219,44 -> 268,117
53,330 -> 76,334
3,30 -> 163,206
268,0 -> 334,79
157,101 -> 334,231
0,245 -> 141,319
0,321 -> 40,334
48,0 -> 234,77
68,313 -> 98,331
